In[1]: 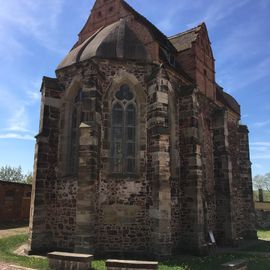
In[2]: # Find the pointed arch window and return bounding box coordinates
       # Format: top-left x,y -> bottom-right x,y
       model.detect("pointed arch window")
69,89 -> 83,174
111,84 -> 137,174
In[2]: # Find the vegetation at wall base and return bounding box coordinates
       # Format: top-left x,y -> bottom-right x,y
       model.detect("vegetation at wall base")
0,234 -> 49,269
258,229 -> 270,240
1,233 -> 270,270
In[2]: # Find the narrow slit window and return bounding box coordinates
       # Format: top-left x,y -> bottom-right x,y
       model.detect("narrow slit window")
69,89 -> 83,174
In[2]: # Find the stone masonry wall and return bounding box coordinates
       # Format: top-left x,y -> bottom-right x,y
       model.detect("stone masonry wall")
227,119 -> 241,238
178,87 -> 205,253
237,125 -> 256,239
197,94 -> 217,236
30,55 -> 255,256
30,83 -> 63,252
46,176 -> 77,251
56,59 -> 176,256
98,60 -> 150,255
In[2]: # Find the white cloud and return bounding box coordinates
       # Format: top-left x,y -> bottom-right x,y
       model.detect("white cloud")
26,79 -> 42,104
186,0 -> 250,29
0,133 -> 34,141
27,90 -> 40,103
251,142 -> 270,160
253,120 -> 270,128
202,0 -> 249,28
0,0 -> 65,60
217,56 -> 270,92
6,107 -> 30,133
253,163 -> 264,170
0,84 -> 38,136
251,142 -> 270,147
252,154 -> 270,160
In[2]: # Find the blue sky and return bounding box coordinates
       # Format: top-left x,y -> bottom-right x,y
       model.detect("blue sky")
0,0 -> 269,176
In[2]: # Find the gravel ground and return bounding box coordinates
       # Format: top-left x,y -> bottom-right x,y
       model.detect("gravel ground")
0,227 -> 29,239
0,263 -> 35,270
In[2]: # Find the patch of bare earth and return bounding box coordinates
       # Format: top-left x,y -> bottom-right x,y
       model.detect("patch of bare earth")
0,263 -> 35,270
0,227 -> 29,239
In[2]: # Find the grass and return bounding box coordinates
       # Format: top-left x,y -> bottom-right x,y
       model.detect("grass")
0,234 -> 49,269
258,229 -> 270,240
253,190 -> 270,202
1,232 -> 270,270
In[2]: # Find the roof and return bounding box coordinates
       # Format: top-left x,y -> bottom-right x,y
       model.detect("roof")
169,24 -> 203,52
121,0 -> 176,53
216,85 -> 240,115
58,19 -> 151,70
0,180 -> 32,187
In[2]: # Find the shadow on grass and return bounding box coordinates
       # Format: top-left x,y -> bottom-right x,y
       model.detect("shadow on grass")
243,239 -> 270,253
160,254 -> 270,270
1,234 -> 270,270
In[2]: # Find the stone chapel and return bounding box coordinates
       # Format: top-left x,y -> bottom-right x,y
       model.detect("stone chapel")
28,0 -> 256,257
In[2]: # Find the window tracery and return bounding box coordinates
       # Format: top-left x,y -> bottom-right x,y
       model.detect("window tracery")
111,84 -> 137,174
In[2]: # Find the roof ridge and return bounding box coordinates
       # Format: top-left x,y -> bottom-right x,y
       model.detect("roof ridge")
169,23 -> 204,40
120,0 -> 176,51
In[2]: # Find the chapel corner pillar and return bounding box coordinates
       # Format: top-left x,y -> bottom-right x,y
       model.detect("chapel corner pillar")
74,122 -> 99,254
147,70 -> 172,258
212,108 -> 235,245
178,86 -> 204,254
27,136 -> 49,254
28,79 -> 62,254
238,124 -> 257,239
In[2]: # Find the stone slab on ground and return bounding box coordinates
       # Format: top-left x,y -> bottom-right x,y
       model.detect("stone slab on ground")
106,259 -> 158,270
48,251 -> 93,270
222,259 -> 248,270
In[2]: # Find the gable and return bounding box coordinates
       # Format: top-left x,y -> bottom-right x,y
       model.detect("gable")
169,24 -> 202,52
195,23 -> 214,60
75,0 -> 175,53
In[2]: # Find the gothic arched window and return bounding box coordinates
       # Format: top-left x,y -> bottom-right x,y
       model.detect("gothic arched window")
111,84 -> 137,174
69,89 -> 83,174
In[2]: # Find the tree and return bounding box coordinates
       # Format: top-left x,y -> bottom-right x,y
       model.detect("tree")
25,171 -> 33,184
253,174 -> 266,190
0,165 -> 33,184
264,173 -> 270,192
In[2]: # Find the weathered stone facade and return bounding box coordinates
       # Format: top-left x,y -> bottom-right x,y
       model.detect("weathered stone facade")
28,0 -> 256,258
